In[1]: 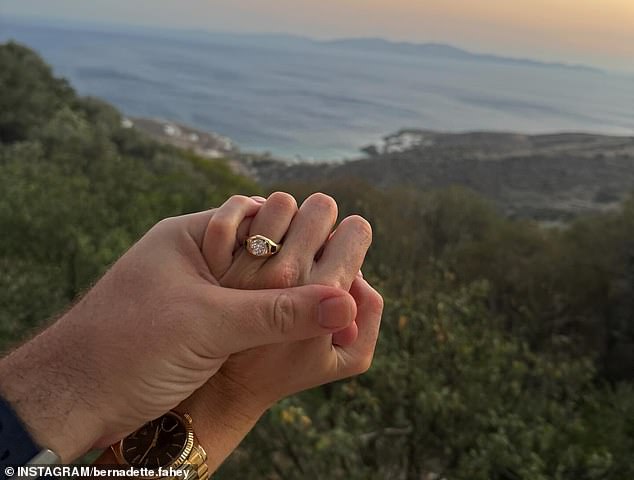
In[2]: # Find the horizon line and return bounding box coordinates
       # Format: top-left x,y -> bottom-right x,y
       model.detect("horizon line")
3,12 -> 631,76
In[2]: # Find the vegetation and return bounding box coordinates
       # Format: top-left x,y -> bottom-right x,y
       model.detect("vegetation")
219,184 -> 633,479
1,43 -> 632,478
0,42 -> 258,344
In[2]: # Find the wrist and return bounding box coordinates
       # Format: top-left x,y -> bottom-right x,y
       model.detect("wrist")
179,372 -> 268,473
0,314 -> 107,462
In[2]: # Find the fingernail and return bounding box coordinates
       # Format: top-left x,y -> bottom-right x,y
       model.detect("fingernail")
319,295 -> 353,330
251,195 -> 266,203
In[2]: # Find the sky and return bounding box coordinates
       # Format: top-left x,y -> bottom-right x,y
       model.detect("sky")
1,0 -> 633,71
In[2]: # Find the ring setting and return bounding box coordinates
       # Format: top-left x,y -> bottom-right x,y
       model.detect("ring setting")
245,235 -> 281,257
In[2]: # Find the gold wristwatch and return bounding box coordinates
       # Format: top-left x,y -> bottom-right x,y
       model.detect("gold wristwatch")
112,410 -> 209,480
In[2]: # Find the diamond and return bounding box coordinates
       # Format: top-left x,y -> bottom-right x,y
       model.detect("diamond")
248,237 -> 269,256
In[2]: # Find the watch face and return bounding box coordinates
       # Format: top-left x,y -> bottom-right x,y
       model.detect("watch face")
120,412 -> 189,468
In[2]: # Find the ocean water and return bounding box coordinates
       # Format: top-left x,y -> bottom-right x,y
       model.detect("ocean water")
2,18 -> 633,160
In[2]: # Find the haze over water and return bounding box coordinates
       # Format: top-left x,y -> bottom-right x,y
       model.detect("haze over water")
2,18 -> 633,160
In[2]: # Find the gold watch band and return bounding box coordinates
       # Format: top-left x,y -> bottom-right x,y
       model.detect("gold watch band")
179,443 -> 209,480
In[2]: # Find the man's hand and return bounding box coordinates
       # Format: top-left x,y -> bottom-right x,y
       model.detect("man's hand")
0,200 -> 357,462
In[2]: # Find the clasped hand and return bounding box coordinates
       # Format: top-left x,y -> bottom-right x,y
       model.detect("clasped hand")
0,192 -> 383,472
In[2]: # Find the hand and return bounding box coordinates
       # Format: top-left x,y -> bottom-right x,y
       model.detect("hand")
0,200 -> 358,462
208,192 -> 367,346
180,193 -> 384,470
214,192 -> 381,401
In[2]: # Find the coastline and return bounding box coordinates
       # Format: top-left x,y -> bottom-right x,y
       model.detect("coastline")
126,115 -> 634,222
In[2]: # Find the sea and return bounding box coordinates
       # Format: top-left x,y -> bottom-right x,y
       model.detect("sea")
1,17 -> 633,160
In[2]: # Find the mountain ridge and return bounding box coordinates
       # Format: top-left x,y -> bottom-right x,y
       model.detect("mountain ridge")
2,15 -> 605,74
323,37 -> 603,73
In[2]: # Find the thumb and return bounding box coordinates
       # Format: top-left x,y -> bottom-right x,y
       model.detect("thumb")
210,284 -> 357,354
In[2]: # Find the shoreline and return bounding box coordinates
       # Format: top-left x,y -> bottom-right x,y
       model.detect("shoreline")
126,115 -> 634,222
125,115 -> 634,165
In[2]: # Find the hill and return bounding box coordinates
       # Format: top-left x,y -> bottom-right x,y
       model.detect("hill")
324,38 -> 601,73
124,116 -> 634,221
237,129 -> 634,220
0,41 -> 258,343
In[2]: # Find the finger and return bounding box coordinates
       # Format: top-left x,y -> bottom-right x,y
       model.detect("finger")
207,284 -> 357,354
233,196 -> 266,252
313,230 -> 334,262
332,321 -> 359,347
248,192 -> 298,243
203,195 -> 261,277
274,193 -> 338,271
332,263 -> 364,346
235,216 -> 254,251
312,215 -> 372,290
335,277 -> 383,377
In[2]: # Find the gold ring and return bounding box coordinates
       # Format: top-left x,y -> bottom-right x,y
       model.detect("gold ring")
245,235 -> 281,257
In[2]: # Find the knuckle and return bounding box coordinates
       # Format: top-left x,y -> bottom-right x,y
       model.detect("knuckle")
272,292 -> 297,335
268,192 -> 298,212
155,216 -> 176,231
369,291 -> 385,315
353,354 -> 374,375
149,216 -> 181,240
275,260 -> 302,288
329,274 -> 347,291
207,217 -> 233,238
228,194 -> 251,207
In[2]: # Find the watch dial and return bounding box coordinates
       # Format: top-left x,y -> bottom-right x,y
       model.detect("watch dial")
121,413 -> 188,468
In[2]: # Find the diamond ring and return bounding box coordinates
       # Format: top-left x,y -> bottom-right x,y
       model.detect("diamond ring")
245,235 -> 281,257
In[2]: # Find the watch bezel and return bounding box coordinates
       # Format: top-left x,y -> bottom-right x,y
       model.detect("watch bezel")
113,411 -> 195,476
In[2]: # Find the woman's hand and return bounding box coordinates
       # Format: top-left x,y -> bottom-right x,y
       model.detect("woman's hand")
179,192 -> 383,470
214,192 -> 380,401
